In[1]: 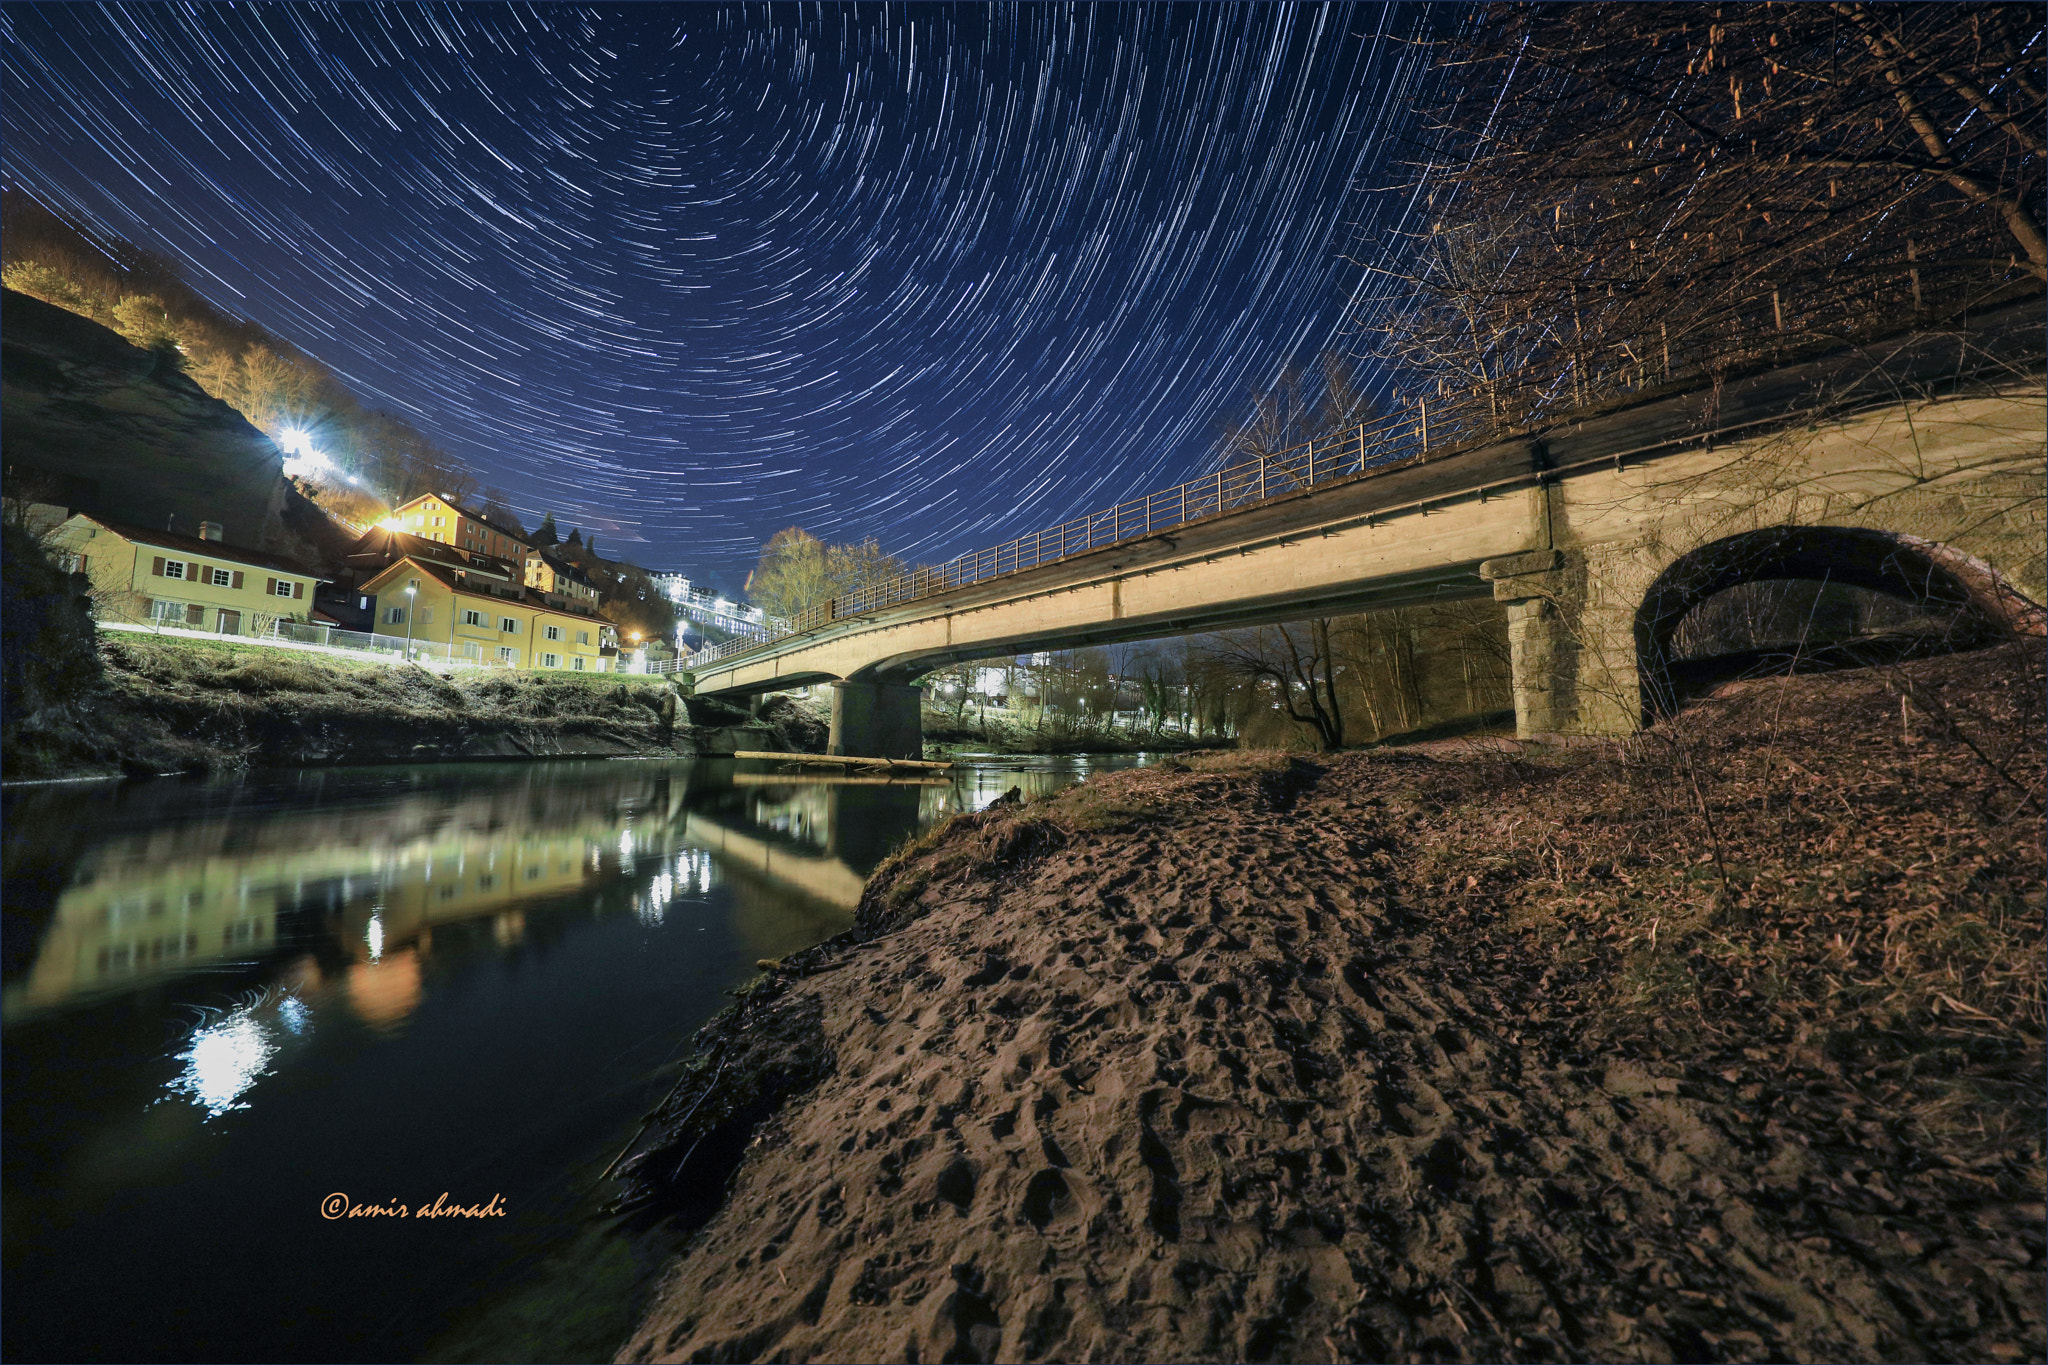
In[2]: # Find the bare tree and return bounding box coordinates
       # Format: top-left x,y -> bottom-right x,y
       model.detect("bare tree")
1201,620 -> 1347,751
1371,3 -> 2044,435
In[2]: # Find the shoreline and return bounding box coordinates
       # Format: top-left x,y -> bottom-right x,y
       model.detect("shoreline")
3,633 -> 806,782
606,644 -> 2044,1364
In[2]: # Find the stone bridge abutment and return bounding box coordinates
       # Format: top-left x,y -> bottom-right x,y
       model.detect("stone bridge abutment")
694,314 -> 2043,756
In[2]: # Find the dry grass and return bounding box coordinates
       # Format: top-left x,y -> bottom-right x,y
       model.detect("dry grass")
1402,640 -> 2045,1161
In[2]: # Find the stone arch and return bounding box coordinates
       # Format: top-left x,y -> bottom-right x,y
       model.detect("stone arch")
1634,525 -> 2044,720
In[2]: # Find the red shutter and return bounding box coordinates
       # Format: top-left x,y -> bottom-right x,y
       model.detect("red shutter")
293,581 -> 304,600
152,557 -> 166,577
266,578 -> 277,596
231,571 -> 244,590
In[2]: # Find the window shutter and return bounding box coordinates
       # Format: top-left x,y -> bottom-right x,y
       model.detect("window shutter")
266,578 -> 277,595
152,557 -> 166,577
293,581 -> 304,599
231,571 -> 244,589
187,562 -> 199,580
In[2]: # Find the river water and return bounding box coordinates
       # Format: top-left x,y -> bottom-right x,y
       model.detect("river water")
1,752 -> 1151,1363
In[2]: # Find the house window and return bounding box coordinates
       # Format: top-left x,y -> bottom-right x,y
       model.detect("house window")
432,516 -> 445,527
576,630 -> 589,645
544,625 -> 562,641
541,652 -> 560,668
209,567 -> 232,587
497,646 -> 517,663
151,600 -> 186,623
572,656 -> 585,671
384,606 -> 407,625
462,609 -> 485,627
500,617 -> 518,633
162,560 -> 186,580
273,580 -> 295,599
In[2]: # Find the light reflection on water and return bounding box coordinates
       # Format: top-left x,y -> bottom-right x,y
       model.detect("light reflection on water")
0,751 -> 1154,1363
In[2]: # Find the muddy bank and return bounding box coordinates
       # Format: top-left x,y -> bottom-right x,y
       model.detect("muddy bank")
3,634 -> 817,780
611,644 -> 2043,1364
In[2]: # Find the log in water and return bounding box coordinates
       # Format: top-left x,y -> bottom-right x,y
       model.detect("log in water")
731,750 -> 954,771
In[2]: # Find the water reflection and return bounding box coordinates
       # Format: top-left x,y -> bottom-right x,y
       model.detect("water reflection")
3,756 -> 1051,1024
0,751 -> 1155,1364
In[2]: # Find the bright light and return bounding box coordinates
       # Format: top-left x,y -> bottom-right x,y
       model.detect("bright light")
379,516 -> 406,532
167,1008 -> 279,1117
279,427 -> 316,459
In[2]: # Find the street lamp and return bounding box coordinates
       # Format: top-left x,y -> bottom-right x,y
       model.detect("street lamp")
403,582 -> 418,662
628,631 -> 642,674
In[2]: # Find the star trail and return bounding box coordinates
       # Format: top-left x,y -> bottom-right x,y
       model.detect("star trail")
4,3 -> 1445,579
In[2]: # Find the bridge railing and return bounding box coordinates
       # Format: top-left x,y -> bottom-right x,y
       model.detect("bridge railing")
699,404 -> 1435,667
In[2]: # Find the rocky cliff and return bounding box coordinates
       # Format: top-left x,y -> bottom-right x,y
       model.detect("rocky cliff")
2,288 -> 294,556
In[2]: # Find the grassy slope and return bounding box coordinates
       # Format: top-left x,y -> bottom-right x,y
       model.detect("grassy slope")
4,634 -> 731,779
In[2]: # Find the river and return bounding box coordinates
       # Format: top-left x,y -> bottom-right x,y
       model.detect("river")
0,752 -> 1153,1363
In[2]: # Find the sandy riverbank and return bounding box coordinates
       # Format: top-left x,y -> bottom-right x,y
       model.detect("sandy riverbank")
609,643 -> 2043,1364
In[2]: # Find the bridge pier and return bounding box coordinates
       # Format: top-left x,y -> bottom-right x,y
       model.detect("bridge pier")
1482,549 -> 1640,739
827,679 -> 924,759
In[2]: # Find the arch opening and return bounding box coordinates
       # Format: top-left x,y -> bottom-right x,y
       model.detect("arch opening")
1634,526 -> 2041,721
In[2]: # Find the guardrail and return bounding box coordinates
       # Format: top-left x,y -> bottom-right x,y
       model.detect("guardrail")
701,404 -> 1439,667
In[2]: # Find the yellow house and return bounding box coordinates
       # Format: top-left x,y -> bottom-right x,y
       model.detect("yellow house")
48,513 -> 326,636
523,548 -> 602,608
360,555 -> 615,671
385,492 -> 531,560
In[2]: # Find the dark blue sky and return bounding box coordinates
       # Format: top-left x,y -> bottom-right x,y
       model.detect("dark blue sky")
4,3 -> 1445,580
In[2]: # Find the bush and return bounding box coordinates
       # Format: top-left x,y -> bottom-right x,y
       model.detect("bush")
1,520 -> 100,723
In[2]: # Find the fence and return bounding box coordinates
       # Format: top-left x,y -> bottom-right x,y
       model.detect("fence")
700,404 -> 1433,666
103,618 -> 623,673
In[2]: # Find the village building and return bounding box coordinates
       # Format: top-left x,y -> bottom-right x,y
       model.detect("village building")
523,547 -> 602,609
356,554 -> 616,671
46,513 -> 327,637
384,492 -> 531,560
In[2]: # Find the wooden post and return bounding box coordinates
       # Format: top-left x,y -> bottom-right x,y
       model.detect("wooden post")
1419,397 -> 1429,454
1907,238 -> 1923,312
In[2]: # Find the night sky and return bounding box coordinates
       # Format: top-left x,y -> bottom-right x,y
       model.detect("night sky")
5,3 -> 1445,580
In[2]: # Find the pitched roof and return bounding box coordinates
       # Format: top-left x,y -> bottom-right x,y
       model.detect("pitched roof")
345,526 -> 522,579
361,554 -> 610,623
530,547 -> 600,590
391,492 -> 531,548
69,513 -> 327,579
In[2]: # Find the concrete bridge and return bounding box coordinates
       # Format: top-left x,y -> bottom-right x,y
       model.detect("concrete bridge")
692,306 -> 2044,756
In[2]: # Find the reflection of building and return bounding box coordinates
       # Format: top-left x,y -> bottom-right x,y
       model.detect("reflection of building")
47,512 -> 327,637
2,777 -> 693,1021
